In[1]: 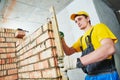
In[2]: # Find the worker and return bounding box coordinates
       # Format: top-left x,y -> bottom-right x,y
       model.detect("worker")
59,11 -> 120,80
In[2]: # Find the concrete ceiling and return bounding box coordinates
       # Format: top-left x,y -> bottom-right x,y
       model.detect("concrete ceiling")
103,0 -> 120,11
0,0 -> 119,35
0,0 -> 73,34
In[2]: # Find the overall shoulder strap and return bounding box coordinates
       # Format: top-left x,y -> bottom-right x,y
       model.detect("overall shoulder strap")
80,36 -> 83,51
85,28 -> 94,46
89,27 -> 94,39
80,27 -> 94,51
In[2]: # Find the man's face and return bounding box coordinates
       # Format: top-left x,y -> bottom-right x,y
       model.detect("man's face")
74,15 -> 89,30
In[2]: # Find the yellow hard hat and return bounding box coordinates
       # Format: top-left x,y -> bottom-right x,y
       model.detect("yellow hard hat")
70,11 -> 89,20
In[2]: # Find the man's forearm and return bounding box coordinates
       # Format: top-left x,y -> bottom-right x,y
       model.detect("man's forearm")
80,41 -> 115,66
61,38 -> 76,55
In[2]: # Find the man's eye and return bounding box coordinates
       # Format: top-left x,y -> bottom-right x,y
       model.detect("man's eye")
78,18 -> 82,21
75,21 -> 77,23
75,18 -> 82,23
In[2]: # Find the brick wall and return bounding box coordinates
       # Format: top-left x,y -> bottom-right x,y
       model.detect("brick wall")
0,28 -> 23,80
16,22 -> 61,80
0,22 -> 62,80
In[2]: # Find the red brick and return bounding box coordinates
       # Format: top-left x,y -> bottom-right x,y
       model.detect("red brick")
6,37 -> 23,43
0,38 -> 5,42
15,30 -> 25,38
5,63 -> 17,69
8,69 -> 18,75
7,58 -> 16,63
20,59 -> 28,66
0,77 -> 5,80
5,28 -> 15,33
40,48 -> 53,60
29,71 -> 42,78
0,43 -> 15,47
34,62 -> 41,70
7,43 -> 15,47
1,53 -> 15,59
28,55 -> 39,64
21,72 -> 29,78
6,48 -> 16,53
27,65 -> 34,71
24,49 -> 33,59
30,28 -> 42,41
4,74 -> 18,80
0,48 -> 6,53
37,31 -> 51,43
20,55 -> 39,66
0,54 -> 6,58
40,47 -> 57,58
34,60 -> 49,70
0,33 -> 14,37
0,59 -> 5,64
0,71 -> 6,76
42,68 -> 58,78
6,53 -> 16,58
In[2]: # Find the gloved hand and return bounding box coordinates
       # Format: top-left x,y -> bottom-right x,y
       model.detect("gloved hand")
57,56 -> 74,70
63,56 -> 77,70
76,58 -> 84,68
59,31 -> 64,39
57,56 -> 64,68
64,56 -> 84,70
57,56 -> 69,80
58,56 -> 84,70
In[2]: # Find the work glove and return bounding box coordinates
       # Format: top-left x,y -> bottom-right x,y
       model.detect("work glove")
65,56 -> 77,69
58,56 -> 84,70
57,56 -> 73,70
57,56 -> 69,80
57,56 -> 64,68
62,56 -> 84,70
76,58 -> 84,68
59,31 -> 64,39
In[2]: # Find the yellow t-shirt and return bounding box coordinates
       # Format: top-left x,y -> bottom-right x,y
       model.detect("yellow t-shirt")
72,23 -> 118,58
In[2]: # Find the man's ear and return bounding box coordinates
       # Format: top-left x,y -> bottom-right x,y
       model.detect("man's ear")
87,16 -> 90,22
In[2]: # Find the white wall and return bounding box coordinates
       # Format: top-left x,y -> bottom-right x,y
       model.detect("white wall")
57,0 -> 100,43
56,0 -> 100,80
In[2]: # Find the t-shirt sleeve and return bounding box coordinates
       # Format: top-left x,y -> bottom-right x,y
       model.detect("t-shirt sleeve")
72,38 -> 81,52
95,23 -> 118,43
